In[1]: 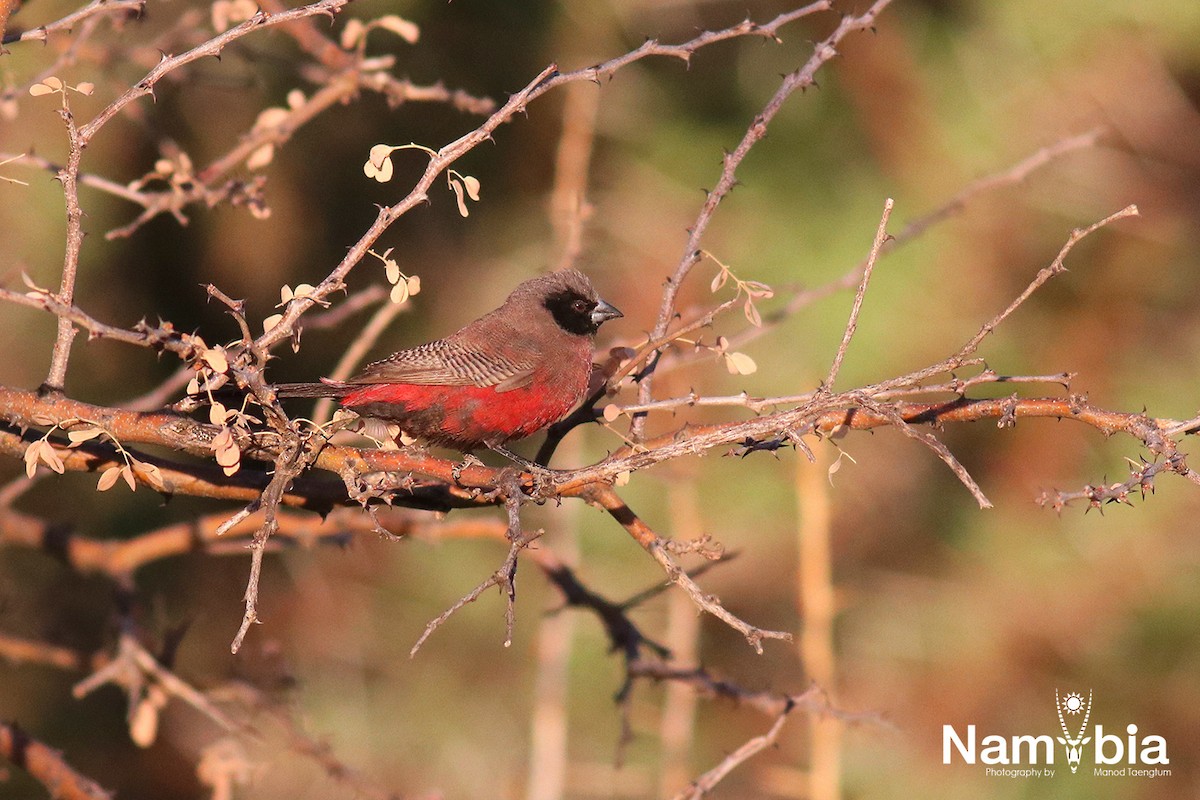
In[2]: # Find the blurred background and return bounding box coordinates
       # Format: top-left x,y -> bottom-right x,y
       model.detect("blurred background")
1,0 -> 1199,798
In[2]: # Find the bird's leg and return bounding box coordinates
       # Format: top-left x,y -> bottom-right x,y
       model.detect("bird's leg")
486,443 -> 559,473
485,443 -> 565,500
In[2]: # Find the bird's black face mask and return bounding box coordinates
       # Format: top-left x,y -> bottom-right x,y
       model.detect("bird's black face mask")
544,290 -> 622,336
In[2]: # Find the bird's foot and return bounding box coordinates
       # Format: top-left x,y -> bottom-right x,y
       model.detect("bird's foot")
486,444 -> 562,500
451,453 -> 485,486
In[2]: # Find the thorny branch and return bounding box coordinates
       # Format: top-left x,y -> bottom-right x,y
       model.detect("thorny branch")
0,193 -> 1176,654
409,475 -> 541,656
0,721 -> 110,800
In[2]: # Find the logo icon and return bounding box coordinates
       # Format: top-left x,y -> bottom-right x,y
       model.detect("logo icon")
1055,688 -> 1093,773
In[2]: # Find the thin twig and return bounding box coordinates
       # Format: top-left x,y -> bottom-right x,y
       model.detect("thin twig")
583,484 -> 791,653
410,478 -> 539,656
823,198 -> 893,392
408,529 -> 542,657
670,707 -> 793,800
230,436 -> 314,653
2,0 -> 143,45
858,395 -> 992,509
43,99 -> 86,391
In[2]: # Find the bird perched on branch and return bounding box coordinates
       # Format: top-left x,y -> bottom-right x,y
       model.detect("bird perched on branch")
275,269 -> 622,458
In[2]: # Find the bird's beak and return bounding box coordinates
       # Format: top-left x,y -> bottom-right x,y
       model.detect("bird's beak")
591,299 -> 623,327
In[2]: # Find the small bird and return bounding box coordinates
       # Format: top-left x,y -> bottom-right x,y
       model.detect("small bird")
275,269 -> 622,457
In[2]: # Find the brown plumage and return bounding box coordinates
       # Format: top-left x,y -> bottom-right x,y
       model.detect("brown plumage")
275,269 -> 622,451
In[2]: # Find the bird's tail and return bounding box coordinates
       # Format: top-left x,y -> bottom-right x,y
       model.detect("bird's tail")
273,379 -> 351,399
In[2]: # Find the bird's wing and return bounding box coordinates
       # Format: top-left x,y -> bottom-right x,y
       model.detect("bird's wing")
345,337 -> 538,391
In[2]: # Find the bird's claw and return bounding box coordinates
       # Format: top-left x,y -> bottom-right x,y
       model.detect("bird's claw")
520,465 -> 559,502
452,453 -> 485,485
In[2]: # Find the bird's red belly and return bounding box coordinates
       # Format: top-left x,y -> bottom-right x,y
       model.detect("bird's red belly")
339,369 -> 587,449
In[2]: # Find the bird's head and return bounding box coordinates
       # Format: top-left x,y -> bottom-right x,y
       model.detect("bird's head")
511,269 -> 622,337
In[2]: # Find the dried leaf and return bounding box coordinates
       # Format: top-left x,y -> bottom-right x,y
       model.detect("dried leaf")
363,152 -> 393,183
209,402 -> 228,426
202,348 -> 229,373
710,269 -> 728,293
450,178 -> 468,217
23,441 -> 40,478
214,431 -> 241,468
743,280 -> 774,299
744,300 -> 762,328
121,465 -> 137,491
67,427 -> 104,443
215,446 -> 240,468
384,259 -> 400,285
97,466 -> 122,491
827,449 -> 856,485
262,313 -> 283,333
368,143 -> 395,166
827,456 -> 842,484
42,77 -> 63,90
286,89 -> 305,109
138,463 -> 166,491
614,471 -> 631,486
364,143 -> 397,182
73,82 -> 95,96
214,444 -> 238,467
602,404 -> 621,422
40,444 -> 65,474
725,351 -> 757,375
463,175 -> 481,201
28,84 -> 56,97
292,283 -> 316,299
376,14 -> 420,43
390,280 -> 410,305
212,427 -> 234,452
405,275 -> 421,296
187,377 -> 201,394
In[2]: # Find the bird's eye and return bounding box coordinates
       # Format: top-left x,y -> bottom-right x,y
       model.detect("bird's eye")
572,299 -> 589,313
